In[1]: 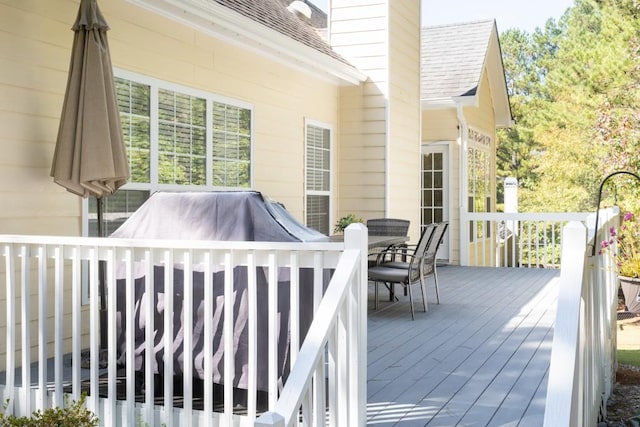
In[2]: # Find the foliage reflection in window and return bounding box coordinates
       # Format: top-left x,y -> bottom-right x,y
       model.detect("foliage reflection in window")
158,89 -> 207,185
468,129 -> 492,242
89,74 -> 253,237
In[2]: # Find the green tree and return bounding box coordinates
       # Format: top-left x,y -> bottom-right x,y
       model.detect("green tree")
496,22 -> 562,204
502,0 -> 640,212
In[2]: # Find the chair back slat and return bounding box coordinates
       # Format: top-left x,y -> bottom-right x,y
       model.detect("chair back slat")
408,223 -> 437,281
421,222 -> 448,275
366,218 -> 410,237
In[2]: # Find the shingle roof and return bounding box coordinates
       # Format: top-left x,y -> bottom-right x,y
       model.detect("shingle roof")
421,19 -> 496,100
213,0 -> 347,64
274,0 -> 327,29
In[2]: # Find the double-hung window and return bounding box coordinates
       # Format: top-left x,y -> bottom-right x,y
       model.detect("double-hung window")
467,128 -> 492,242
87,70 -> 253,236
305,121 -> 332,235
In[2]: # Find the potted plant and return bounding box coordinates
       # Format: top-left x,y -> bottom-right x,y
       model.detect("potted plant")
601,211 -> 640,313
334,213 -> 364,234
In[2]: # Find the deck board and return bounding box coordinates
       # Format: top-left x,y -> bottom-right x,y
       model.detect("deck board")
366,266 -> 559,426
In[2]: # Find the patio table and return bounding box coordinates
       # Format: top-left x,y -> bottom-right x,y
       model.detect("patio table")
327,234 -> 409,249
328,234 -> 409,302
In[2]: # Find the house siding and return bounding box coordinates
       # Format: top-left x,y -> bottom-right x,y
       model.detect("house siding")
0,0 -> 344,360
0,0 -> 343,236
422,70 -> 498,264
333,0 -> 421,240
332,0 -> 387,222
386,0 -> 422,239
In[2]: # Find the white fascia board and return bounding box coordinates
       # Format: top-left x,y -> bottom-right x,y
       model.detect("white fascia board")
127,0 -> 367,85
421,96 -> 477,110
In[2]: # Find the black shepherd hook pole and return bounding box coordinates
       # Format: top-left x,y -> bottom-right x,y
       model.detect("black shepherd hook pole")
592,170 -> 640,256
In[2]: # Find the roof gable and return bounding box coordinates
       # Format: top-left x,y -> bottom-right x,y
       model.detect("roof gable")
421,19 -> 512,127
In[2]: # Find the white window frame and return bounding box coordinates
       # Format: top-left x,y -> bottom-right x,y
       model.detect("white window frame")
467,128 -> 493,242
304,119 -> 333,235
114,68 -> 254,194
81,69 -> 255,303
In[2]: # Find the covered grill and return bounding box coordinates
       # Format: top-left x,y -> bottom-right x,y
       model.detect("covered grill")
110,191 -> 327,391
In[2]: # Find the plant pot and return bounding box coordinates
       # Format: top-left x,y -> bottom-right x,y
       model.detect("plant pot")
619,276 -> 640,314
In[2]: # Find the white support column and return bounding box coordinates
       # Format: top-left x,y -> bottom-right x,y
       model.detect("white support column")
344,223 -> 368,426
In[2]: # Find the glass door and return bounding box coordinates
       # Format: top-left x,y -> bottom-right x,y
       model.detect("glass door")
421,144 -> 449,261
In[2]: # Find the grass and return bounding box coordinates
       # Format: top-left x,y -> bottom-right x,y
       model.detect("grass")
619,349 -> 640,367
617,314 -> 640,368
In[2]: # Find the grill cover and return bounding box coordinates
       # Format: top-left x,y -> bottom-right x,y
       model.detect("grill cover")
110,191 -> 327,391
110,191 -> 326,242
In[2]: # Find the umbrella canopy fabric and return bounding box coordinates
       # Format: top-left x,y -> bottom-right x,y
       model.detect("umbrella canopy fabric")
51,0 -> 129,199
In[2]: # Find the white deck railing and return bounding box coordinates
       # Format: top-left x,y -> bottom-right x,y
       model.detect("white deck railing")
0,225 -> 368,426
255,224 -> 368,426
543,208 -> 619,426
462,212 -> 591,267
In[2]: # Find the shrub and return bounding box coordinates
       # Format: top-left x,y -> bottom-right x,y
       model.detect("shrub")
334,213 -> 364,233
0,394 -> 98,427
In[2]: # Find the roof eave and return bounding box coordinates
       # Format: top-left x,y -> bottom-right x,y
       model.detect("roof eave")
486,22 -> 514,127
127,0 -> 367,85
422,94 -> 513,127
421,96 -> 477,110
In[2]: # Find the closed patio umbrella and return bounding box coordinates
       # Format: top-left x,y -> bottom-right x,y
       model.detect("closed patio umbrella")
51,0 -> 129,237
51,0 -> 129,352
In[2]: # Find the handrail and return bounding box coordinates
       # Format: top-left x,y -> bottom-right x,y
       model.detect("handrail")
255,250 -> 360,426
0,227 -> 367,426
461,211 -> 591,267
255,224 -> 368,426
543,208 -> 619,426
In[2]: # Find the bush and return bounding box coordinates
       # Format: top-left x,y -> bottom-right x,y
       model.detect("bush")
334,213 -> 364,233
0,394 -> 98,427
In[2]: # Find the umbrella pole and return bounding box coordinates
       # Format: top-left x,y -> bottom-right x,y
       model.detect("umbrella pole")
97,197 -> 107,351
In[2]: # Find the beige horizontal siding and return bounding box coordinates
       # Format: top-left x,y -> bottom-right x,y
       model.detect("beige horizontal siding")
1,0 -> 345,236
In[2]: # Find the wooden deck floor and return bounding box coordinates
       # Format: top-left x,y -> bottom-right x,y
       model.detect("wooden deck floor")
366,266 -> 560,426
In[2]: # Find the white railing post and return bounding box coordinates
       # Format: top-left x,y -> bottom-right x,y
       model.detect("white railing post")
344,223 -> 368,427
544,221 -> 587,427
4,243 -> 16,415
1,234 -> 362,425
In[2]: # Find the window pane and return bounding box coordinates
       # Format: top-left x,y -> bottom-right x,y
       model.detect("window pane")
239,136 -> 250,160
434,172 -> 443,188
423,190 -> 432,205
467,132 -> 492,242
305,124 -> 331,234
433,153 -> 443,170
424,171 -> 433,189
306,125 -> 330,192
212,102 -> 252,188
434,208 -> 444,223
434,190 -> 443,205
212,159 -> 225,186
307,195 -> 329,235
114,75 -> 253,196
130,149 -> 150,183
423,153 -> 432,170
116,78 -> 150,184
422,208 -> 433,225
157,89 -> 208,186
88,190 -> 150,237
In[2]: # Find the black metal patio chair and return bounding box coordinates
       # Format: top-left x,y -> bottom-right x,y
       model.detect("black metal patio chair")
368,223 -> 437,319
381,222 -> 448,304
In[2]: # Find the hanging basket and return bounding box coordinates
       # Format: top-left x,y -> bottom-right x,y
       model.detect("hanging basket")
619,276 -> 640,314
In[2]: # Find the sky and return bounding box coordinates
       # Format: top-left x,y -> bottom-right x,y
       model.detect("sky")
312,0 -> 575,33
